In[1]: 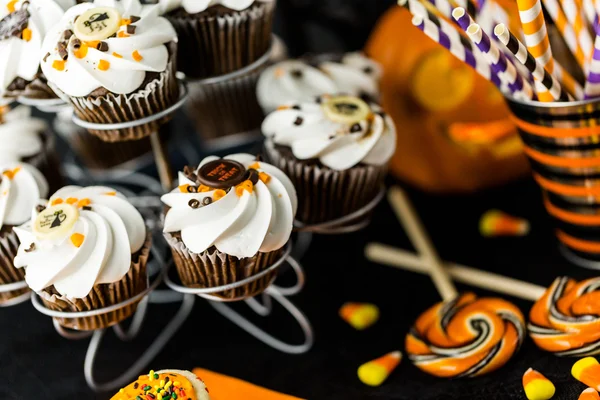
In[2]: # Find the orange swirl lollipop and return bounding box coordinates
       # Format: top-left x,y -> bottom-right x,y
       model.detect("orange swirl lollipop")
529,277 -> 600,356
388,187 -> 525,378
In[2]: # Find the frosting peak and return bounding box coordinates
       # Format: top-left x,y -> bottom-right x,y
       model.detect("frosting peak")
262,95 -> 397,170
162,154 -> 297,258
0,162 -> 48,229
14,186 -> 146,298
40,0 -> 177,97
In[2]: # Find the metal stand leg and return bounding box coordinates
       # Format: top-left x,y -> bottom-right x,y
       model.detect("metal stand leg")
292,231 -> 313,261
149,130 -> 174,191
83,293 -> 195,392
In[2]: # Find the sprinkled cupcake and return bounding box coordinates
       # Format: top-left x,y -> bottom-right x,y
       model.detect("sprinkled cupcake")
111,369 -> 210,400
0,106 -> 62,191
162,153 -> 297,299
158,0 -> 275,79
40,0 -> 179,141
262,95 -> 396,225
0,0 -> 75,100
256,52 -> 382,113
0,162 -> 48,304
14,186 -> 151,330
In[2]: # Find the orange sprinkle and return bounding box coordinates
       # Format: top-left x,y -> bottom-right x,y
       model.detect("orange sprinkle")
178,184 -> 193,193
74,44 -> 88,59
277,105 -> 290,111
235,180 -> 254,197
52,60 -> 65,71
66,197 -> 78,205
7,0 -> 17,12
274,67 -> 285,78
259,172 -> 271,184
85,40 -> 100,48
104,191 -> 116,196
112,52 -> 123,58
70,233 -> 85,248
51,198 -> 63,206
98,60 -> 110,71
120,18 -> 131,26
117,31 -> 129,38
77,198 -> 91,208
213,189 -> 226,201
2,166 -> 20,180
198,185 -> 211,193
248,162 -> 260,170
22,28 -> 32,42
132,50 -> 143,62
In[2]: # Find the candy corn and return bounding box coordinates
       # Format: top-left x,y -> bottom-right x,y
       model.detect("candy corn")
522,368 -> 555,400
357,351 -> 402,387
479,209 -> 530,237
339,302 -> 380,330
579,388 -> 600,400
572,357 -> 600,390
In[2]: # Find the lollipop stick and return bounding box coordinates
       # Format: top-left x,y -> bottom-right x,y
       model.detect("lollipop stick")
149,130 -> 173,191
387,187 -> 458,302
365,242 -> 545,301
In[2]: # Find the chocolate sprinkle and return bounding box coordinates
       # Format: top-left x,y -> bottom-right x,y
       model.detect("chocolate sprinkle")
293,116 -> 304,126
57,42 -> 68,60
186,185 -> 197,193
202,197 -> 212,206
350,123 -> 362,133
82,206 -> 92,211
246,169 -> 259,185
25,243 -> 35,253
130,15 -> 141,23
188,199 -> 200,209
363,66 -> 374,74
126,25 -> 136,35
72,38 -> 81,49
292,105 -> 301,110
97,41 -> 109,52
0,9 -> 30,40
35,204 -> 46,213
133,382 -> 139,389
62,29 -> 73,41
43,52 -> 51,62
290,69 -> 303,78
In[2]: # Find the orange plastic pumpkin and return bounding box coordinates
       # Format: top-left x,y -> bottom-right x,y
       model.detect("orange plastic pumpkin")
365,5 -> 530,193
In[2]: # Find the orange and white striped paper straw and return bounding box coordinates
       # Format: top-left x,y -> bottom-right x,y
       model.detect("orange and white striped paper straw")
560,0 -> 594,61
542,0 -> 587,70
516,0 -> 556,101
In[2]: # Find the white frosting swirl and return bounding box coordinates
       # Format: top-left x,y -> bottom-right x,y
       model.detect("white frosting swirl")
0,106 -> 46,161
262,97 -> 396,170
14,186 -> 147,298
41,0 -> 177,97
256,52 -> 382,113
157,0 -> 270,14
0,0 -> 75,98
0,162 -> 48,228
162,153 -> 297,258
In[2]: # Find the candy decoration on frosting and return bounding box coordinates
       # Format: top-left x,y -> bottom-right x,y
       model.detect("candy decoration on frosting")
0,6 -> 29,40
529,277 -> 600,356
339,302 -> 380,330
32,204 -> 79,240
322,95 -> 372,125
580,388 -> 600,400
357,351 -> 402,387
405,292 -> 526,378
480,210 -> 530,237
111,369 -> 210,400
572,357 -> 600,390
70,233 -> 84,248
74,7 -> 121,42
522,368 -> 555,400
197,159 -> 247,188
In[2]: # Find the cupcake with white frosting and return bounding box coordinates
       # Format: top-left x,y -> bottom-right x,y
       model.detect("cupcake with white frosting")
0,106 -> 62,191
0,162 -> 48,304
0,0 -> 75,100
157,0 -> 275,79
14,186 -> 151,330
162,153 -> 297,299
262,95 -> 396,225
256,52 -> 382,113
40,0 -> 179,141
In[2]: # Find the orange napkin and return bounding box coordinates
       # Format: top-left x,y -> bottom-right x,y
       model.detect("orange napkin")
192,368 -> 304,400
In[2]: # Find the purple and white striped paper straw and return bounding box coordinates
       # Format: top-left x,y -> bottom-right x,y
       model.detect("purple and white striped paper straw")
412,15 -> 502,89
466,23 -> 535,100
584,22 -> 600,99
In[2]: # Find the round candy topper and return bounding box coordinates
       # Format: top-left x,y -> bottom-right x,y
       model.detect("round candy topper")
33,204 -> 79,241
0,9 -> 30,40
74,7 -> 121,42
322,95 -> 371,125
197,159 -> 247,189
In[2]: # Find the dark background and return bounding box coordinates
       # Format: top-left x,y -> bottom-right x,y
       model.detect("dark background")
3,1 -> 597,399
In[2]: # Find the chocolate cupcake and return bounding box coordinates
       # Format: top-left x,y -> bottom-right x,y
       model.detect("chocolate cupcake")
256,52 -> 382,114
111,369 -> 210,400
14,186 -> 151,330
0,162 -> 48,304
158,0 -> 275,79
0,0 -> 76,100
40,0 -> 179,142
0,106 -> 63,192
262,95 -> 396,226
162,153 -> 297,300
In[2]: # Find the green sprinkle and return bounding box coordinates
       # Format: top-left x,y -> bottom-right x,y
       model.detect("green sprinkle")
143,385 -> 151,391
172,394 -> 177,399
136,397 -> 142,400
154,373 -> 159,379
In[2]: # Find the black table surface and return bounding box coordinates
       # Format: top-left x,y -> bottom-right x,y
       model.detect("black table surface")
3,171 -> 597,400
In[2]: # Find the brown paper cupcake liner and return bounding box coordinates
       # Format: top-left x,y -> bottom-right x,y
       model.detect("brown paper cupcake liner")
69,42 -> 179,142
185,54 -> 269,140
40,234 -> 152,331
167,2 -> 274,79
265,143 -> 388,225
165,233 -> 280,300
0,227 -> 28,305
